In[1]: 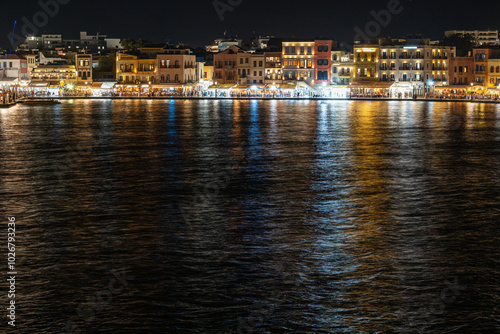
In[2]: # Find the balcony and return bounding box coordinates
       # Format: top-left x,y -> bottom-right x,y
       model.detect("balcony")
399,67 -> 412,71
399,55 -> 410,59
433,56 -> 448,59
474,71 -> 485,74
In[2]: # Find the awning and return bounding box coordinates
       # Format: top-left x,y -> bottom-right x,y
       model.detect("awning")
280,84 -> 297,90
0,77 -> 18,83
152,83 -> 183,89
29,82 -> 49,87
233,85 -> 264,90
208,84 -> 235,90
435,85 -> 473,90
48,85 -> 60,89
92,83 -> 104,89
350,82 -> 394,88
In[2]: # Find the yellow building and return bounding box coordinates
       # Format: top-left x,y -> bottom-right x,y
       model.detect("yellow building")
282,40 -> 315,82
487,59 -> 500,87
331,50 -> 354,86
116,53 -> 156,84
203,65 -> 214,82
353,45 -> 380,81
31,63 -> 77,84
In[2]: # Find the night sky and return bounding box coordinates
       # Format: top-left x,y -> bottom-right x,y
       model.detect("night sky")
1,0 -> 498,50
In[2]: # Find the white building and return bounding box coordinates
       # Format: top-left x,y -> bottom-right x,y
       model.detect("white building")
0,55 -> 28,81
445,30 -> 499,45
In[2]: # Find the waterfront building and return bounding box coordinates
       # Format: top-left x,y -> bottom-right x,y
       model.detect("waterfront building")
264,52 -> 282,86
76,54 -> 92,82
488,59 -> 500,87
30,61 -> 77,95
237,52 -> 251,85
213,45 -> 244,85
351,42 -> 386,96
203,65 -> 214,82
25,54 -> 38,79
156,49 -> 197,84
449,57 -> 474,85
331,50 -> 354,86
282,39 -> 315,82
473,46 -> 500,87
116,53 -> 139,84
351,36 -> 456,97
92,53 -> 117,82
445,30 -> 499,46
0,55 -> 28,82
249,53 -> 265,85
314,39 -> 336,84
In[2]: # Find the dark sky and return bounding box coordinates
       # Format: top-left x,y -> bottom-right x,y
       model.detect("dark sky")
1,0 -> 498,50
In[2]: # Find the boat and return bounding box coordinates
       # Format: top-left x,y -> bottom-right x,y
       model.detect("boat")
21,98 -> 62,105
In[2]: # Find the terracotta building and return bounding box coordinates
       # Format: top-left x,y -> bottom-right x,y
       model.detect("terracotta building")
214,45 -> 244,84
449,57 -> 474,85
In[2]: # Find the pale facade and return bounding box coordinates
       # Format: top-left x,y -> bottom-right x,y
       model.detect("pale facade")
156,49 -> 196,84
445,30 -> 498,46
331,51 -> 353,85
282,41 -> 315,82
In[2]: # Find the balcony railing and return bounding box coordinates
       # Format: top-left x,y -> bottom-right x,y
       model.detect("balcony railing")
474,71 -> 485,74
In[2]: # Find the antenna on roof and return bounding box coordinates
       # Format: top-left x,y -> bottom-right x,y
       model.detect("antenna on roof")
7,21 -> 17,59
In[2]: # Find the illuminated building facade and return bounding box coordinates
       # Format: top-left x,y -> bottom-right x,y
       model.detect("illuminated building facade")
449,57 -> 474,85
353,44 -> 379,82
282,40 -> 315,82
249,53 -> 265,85
314,40 -> 335,84
76,54 -> 92,82
264,52 -> 282,85
331,50 -> 354,85
157,49 -> 196,84
473,47 -> 500,87
214,45 -> 243,84
445,30 -> 499,46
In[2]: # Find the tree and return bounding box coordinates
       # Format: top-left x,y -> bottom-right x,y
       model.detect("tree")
120,38 -> 153,52
441,33 -> 477,57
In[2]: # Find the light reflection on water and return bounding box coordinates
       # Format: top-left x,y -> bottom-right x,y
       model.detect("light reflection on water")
0,100 -> 499,333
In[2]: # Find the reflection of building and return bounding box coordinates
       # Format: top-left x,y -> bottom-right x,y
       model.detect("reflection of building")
445,30 -> 498,46
282,39 -> 314,82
